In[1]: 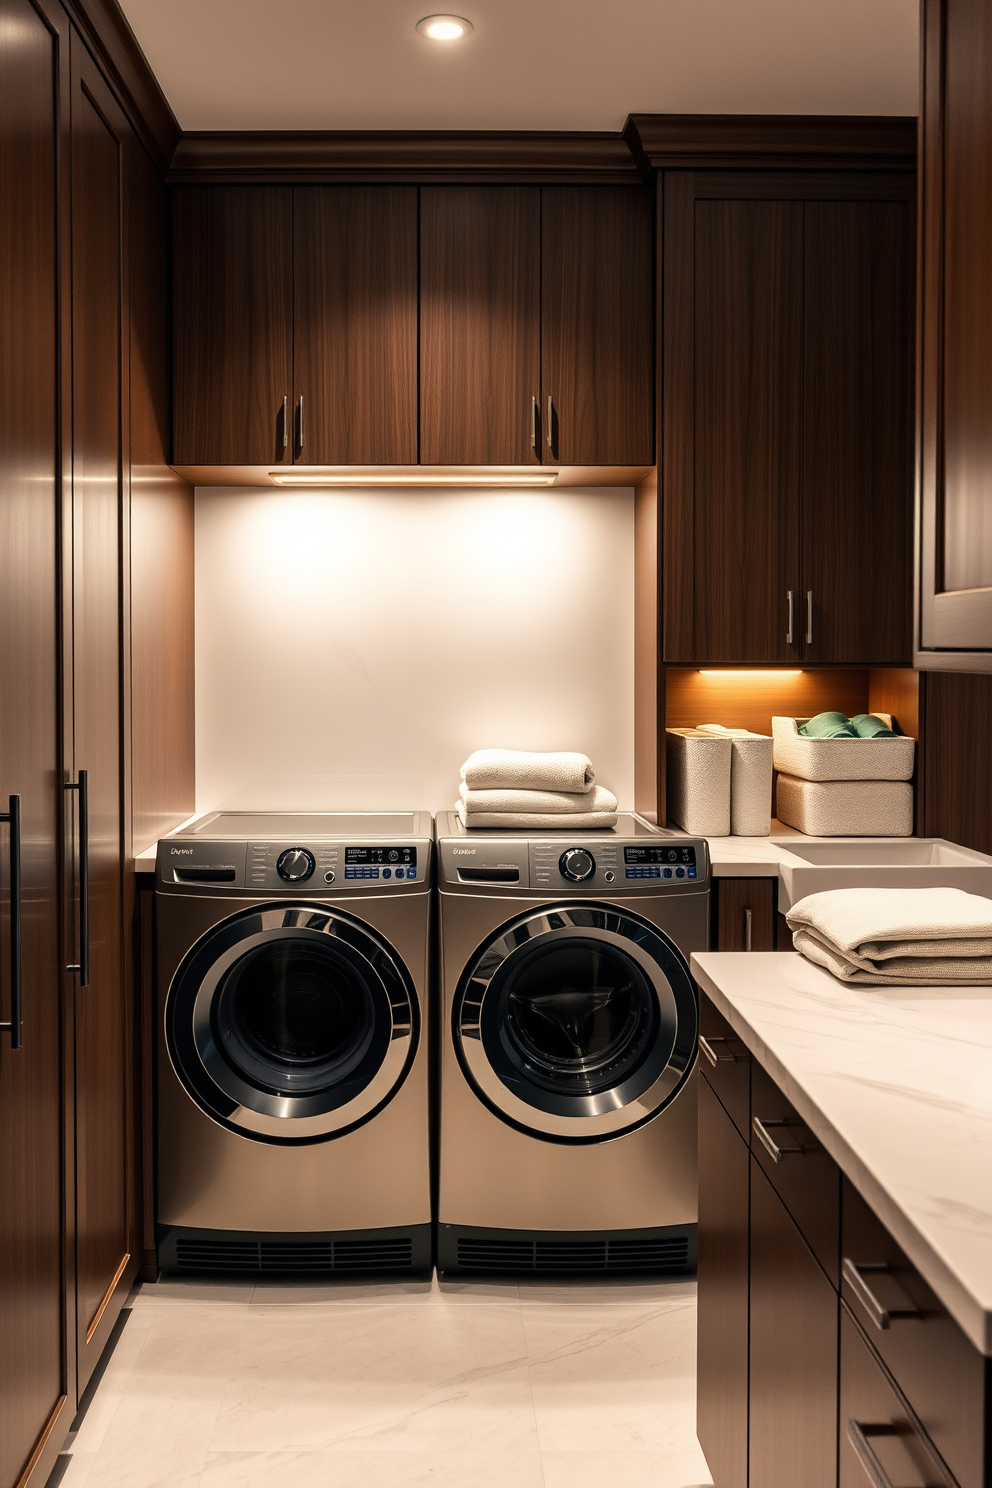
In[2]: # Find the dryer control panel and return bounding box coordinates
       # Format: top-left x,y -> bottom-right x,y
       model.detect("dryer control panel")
439,826 -> 708,892
158,836 -> 430,890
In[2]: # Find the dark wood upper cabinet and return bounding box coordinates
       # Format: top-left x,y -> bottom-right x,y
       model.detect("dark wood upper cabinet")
0,2 -> 71,1484
919,0 -> 992,660
421,186 -> 541,465
173,186 -> 293,465
663,171 -> 914,666
295,186 -> 418,465
542,186 -> 654,465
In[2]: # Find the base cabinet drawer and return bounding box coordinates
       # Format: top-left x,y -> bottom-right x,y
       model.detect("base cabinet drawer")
751,1061 -> 840,1285
840,1307 -> 957,1488
749,1158 -> 838,1488
699,993 -> 751,1138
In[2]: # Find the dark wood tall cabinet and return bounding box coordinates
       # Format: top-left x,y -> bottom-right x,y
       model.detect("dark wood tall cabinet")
0,3 -> 72,1485
67,37 -> 140,1395
662,172 -> 914,666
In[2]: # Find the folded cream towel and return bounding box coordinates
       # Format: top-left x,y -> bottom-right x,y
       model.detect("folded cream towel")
460,749 -> 595,794
786,887 -> 992,985
455,802 -> 618,831
458,782 -> 618,817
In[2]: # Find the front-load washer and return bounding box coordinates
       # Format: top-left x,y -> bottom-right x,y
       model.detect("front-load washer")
435,810 -> 709,1276
155,811 -> 433,1276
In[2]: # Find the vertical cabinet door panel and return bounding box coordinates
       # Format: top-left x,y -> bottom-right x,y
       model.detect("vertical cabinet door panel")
294,187 -> 418,465
696,1077 -> 750,1488
542,186 -> 654,466
173,187 -> 293,465
715,878 -> 777,952
749,1158 -> 838,1488
69,43 -> 133,1394
802,197 -> 914,664
663,178 -> 802,663
0,0 -> 69,1482
420,186 -> 541,465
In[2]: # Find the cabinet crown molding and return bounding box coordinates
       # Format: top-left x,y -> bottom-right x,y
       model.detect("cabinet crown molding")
624,113 -> 917,171
62,0 -> 180,171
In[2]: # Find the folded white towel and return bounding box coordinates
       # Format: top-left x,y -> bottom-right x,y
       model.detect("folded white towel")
460,749 -> 595,794
455,802 -> 618,831
786,887 -> 992,985
458,782 -> 618,817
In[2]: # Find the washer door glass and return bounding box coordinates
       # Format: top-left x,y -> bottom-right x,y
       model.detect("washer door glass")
455,905 -> 696,1142
167,905 -> 418,1144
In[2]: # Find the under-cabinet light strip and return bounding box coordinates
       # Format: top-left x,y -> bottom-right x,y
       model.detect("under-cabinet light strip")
268,472 -> 559,488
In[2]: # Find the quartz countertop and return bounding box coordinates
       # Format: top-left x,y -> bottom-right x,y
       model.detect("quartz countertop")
691,950 -> 992,1355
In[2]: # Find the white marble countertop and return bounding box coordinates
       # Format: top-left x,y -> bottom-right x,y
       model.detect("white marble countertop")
691,950 -> 992,1355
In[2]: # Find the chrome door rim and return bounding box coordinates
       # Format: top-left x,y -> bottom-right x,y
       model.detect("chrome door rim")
454,904 -> 697,1142
166,904 -> 417,1143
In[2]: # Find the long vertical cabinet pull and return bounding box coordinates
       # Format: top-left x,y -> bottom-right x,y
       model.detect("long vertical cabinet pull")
786,590 -> 795,646
806,589 -> 814,647
0,795 -> 22,1048
65,771 -> 90,986
281,395 -> 289,450
744,907 -> 753,952
297,395 -> 304,455
531,395 -> 538,451
546,395 -> 556,459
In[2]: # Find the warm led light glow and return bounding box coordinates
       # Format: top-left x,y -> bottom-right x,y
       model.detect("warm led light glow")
416,14 -> 473,40
269,471 -> 557,488
698,670 -> 804,679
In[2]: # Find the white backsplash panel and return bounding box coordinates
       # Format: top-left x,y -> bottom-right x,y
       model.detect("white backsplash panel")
194,487 -> 635,814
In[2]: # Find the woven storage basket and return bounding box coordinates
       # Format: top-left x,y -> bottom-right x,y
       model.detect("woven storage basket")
665,729 -> 731,836
696,725 -> 773,835
771,715 -> 915,782
776,775 -> 914,836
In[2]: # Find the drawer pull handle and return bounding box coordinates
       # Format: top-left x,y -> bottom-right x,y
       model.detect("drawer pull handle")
847,1421 -> 900,1488
843,1259 -> 922,1331
699,1035 -> 736,1067
752,1116 -> 804,1162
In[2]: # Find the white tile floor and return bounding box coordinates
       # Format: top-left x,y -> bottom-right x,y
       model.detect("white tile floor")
54,1274 -> 713,1488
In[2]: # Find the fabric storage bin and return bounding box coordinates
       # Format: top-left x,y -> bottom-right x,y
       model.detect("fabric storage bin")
666,729 -> 731,835
697,725 -> 774,835
771,715 -> 915,782
776,775 -> 914,836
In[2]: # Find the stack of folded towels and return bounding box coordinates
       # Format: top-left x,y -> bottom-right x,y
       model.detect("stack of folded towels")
457,749 -> 619,830
786,887 -> 992,985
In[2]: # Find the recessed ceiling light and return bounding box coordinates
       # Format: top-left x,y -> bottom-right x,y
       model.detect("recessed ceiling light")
416,14 -> 473,41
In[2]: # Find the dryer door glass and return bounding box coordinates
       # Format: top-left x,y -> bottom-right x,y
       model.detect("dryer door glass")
455,905 -> 697,1142
166,905 -> 418,1144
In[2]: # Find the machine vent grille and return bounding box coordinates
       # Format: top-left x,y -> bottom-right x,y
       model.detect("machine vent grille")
173,1236 -> 415,1275
455,1235 -> 690,1274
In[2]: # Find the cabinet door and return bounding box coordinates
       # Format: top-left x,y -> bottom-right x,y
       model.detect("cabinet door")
802,196 -> 914,664
69,40 -> 136,1395
0,2 -> 70,1483
749,1158 -> 838,1488
715,878 -> 777,952
173,186 -> 293,465
294,187 -> 418,465
420,186 -> 541,465
696,1076 -> 750,1488
542,186 -> 654,465
662,175 -> 802,663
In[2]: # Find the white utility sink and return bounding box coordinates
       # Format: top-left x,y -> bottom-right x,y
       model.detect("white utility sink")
772,836 -> 992,911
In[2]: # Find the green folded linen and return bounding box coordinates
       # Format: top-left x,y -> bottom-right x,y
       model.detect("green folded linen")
851,713 -> 898,739
799,711 -> 858,738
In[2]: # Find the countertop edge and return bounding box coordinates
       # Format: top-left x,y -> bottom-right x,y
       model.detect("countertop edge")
691,952 -> 992,1357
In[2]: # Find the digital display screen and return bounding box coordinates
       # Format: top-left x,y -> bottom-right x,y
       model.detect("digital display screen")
624,845 -> 697,867
344,846 -> 417,867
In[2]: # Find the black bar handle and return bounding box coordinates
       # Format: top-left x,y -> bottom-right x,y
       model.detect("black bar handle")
66,771 -> 90,987
0,795 -> 22,1049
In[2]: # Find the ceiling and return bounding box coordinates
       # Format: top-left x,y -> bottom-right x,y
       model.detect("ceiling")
118,0 -> 919,134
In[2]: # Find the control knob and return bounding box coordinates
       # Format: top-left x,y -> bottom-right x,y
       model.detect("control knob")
559,848 -> 596,883
277,847 -> 315,883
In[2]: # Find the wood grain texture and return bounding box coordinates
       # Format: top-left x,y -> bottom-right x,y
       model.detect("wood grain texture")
169,130 -> 640,184
919,671 -> 992,853
0,2 -> 70,1482
633,469 -> 661,821
749,1158 -> 839,1488
699,991 -> 752,1141
842,1179 -> 988,1488
869,668 -> 921,832
665,667 -> 870,737
542,186 -> 654,465
294,187 -> 418,465
716,879 -> 776,953
420,186 -> 541,465
173,186 -> 293,465
919,0 -> 992,655
697,1075 -> 750,1488
129,142 -> 195,854
802,197 -> 914,664
751,1062 -> 840,1286
69,38 -> 138,1395
625,114 -> 917,172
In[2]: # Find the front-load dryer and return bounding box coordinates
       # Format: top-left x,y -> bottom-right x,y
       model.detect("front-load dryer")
155,812 -> 432,1276
435,811 -> 709,1276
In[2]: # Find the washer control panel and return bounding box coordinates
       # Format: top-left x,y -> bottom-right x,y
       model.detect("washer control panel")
158,837 -> 428,890
440,831 -> 707,890
623,843 -> 698,882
